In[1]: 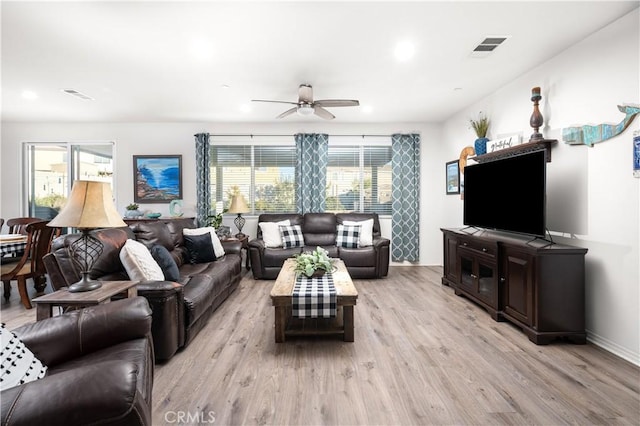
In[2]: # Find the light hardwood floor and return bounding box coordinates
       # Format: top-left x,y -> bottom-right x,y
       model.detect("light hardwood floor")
2,266 -> 639,425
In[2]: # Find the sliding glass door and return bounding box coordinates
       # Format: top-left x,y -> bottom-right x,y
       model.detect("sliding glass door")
24,142 -> 114,219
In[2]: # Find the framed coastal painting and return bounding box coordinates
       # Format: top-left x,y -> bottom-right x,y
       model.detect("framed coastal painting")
133,155 -> 182,203
446,159 -> 460,195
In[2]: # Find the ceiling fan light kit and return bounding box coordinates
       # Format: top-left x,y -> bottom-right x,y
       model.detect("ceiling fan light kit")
252,84 -> 359,120
297,104 -> 314,116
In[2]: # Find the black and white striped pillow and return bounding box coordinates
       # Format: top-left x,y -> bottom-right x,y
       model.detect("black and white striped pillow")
337,224 -> 361,248
279,224 -> 305,248
1,323 -> 47,391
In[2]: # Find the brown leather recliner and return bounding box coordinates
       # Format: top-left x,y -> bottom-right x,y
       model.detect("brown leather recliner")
248,212 -> 390,279
1,297 -> 154,426
43,218 -> 243,361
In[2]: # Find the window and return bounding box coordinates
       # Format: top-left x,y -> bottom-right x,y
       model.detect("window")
210,143 -> 296,214
24,143 -> 114,220
209,136 -> 392,216
326,144 -> 392,215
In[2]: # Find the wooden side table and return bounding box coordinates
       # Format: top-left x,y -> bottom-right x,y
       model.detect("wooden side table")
32,280 -> 139,321
221,235 -> 250,270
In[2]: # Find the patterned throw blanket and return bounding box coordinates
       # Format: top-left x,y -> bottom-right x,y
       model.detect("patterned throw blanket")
292,273 -> 337,318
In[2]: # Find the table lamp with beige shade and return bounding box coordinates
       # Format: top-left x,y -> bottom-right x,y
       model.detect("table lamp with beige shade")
48,180 -> 126,292
227,194 -> 250,238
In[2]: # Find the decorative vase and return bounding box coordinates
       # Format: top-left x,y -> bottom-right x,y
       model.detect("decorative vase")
474,137 -> 490,156
125,209 -> 142,218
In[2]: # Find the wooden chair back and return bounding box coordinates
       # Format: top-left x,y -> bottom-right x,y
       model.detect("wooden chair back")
7,217 -> 42,235
1,221 -> 57,309
0,218 -> 4,232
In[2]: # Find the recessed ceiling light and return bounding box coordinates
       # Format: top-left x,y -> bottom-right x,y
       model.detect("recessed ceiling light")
362,105 -> 373,113
394,40 -> 415,62
21,90 -> 38,100
239,104 -> 251,113
221,84 -> 230,89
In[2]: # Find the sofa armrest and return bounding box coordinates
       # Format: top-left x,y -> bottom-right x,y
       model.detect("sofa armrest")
372,236 -> 390,249
372,237 -> 390,277
1,361 -> 150,426
221,240 -> 242,255
248,239 -> 265,251
135,281 -> 184,360
14,297 -> 152,367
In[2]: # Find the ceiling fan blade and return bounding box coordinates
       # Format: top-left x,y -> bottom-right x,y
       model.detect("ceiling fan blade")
313,106 -> 335,120
252,99 -> 298,105
276,107 -> 298,119
314,99 -> 360,107
298,84 -> 313,104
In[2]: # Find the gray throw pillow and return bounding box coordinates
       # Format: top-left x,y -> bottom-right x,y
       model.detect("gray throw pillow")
150,245 -> 180,282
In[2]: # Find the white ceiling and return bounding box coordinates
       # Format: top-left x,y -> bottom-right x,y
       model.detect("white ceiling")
2,1 -> 638,123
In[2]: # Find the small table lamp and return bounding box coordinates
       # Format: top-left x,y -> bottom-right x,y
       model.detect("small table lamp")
227,194 -> 250,238
48,180 -> 126,292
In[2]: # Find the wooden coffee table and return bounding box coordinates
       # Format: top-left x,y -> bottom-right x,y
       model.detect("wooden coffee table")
32,280 -> 139,321
270,259 -> 358,343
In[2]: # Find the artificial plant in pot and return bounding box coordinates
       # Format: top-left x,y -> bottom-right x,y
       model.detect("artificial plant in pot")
125,203 -> 142,218
470,112 -> 490,155
294,247 -> 334,278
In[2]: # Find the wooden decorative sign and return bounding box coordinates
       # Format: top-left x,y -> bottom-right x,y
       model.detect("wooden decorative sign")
486,134 -> 522,153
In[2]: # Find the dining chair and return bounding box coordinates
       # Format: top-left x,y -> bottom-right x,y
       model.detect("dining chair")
6,217 -> 42,235
1,220 -> 57,309
0,218 -> 4,232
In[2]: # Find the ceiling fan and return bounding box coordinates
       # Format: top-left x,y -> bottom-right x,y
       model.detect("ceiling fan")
252,84 -> 359,120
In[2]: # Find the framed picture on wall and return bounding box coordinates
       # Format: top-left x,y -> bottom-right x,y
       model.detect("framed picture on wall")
133,155 -> 183,203
446,159 -> 460,195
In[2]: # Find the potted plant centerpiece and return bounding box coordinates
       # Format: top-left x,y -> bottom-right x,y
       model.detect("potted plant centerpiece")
294,247 -> 334,278
470,112 -> 491,155
125,203 -> 142,218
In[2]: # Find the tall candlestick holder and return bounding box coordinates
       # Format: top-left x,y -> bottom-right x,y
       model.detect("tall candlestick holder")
529,86 -> 544,141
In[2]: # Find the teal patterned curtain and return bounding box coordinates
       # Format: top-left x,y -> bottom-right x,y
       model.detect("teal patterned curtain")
391,133 -> 420,262
194,133 -> 211,226
295,133 -> 328,213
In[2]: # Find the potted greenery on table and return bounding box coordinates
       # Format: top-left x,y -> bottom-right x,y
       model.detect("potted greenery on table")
470,112 -> 490,155
294,247 -> 334,278
125,203 -> 142,218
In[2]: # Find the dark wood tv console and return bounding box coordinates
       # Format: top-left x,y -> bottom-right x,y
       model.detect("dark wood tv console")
441,228 -> 588,344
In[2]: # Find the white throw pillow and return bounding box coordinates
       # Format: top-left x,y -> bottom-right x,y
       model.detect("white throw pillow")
259,220 -> 291,248
343,219 -> 374,247
182,227 -> 225,258
1,323 -> 47,391
119,239 -> 164,281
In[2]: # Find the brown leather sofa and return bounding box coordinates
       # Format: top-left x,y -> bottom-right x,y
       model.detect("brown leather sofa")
248,213 -> 390,279
43,218 -> 243,361
1,297 -> 154,426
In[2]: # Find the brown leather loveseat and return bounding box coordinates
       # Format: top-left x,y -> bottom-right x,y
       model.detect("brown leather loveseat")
43,218 -> 243,361
248,212 -> 390,279
1,297 -> 154,426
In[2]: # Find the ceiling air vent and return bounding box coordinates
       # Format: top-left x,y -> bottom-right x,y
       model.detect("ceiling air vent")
61,88 -> 94,100
470,36 -> 510,58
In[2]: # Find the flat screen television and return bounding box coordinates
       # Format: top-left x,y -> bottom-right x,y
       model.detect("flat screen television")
463,149 -> 546,237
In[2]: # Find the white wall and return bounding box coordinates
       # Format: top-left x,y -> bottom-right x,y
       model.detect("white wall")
0,121 -> 443,266
439,10 -> 639,364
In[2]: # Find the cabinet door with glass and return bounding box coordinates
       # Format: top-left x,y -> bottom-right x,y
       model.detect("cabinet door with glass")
458,239 -> 499,317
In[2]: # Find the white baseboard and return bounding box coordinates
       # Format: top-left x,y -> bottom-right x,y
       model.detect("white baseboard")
587,330 -> 640,366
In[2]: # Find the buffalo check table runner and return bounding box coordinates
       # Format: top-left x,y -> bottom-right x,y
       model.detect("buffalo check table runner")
292,273 -> 337,318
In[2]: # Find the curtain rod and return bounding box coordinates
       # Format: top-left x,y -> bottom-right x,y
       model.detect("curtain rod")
195,133 -> 394,138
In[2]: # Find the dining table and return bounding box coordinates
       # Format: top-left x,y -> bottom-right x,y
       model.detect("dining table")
0,234 -> 28,257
